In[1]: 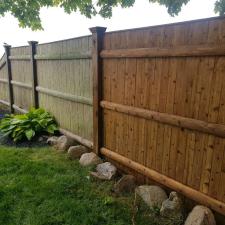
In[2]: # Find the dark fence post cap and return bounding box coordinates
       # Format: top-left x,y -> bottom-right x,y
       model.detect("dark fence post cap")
89,27 -> 107,34
28,41 -> 38,45
3,43 -> 11,49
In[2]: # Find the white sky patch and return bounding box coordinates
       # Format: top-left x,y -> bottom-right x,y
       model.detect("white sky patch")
0,0 -> 217,55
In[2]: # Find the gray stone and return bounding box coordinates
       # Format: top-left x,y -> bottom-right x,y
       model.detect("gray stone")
54,135 -> 76,152
90,162 -> 117,180
135,185 -> 167,208
68,145 -> 89,160
38,135 -> 48,142
113,175 -> 136,194
47,136 -> 58,146
79,152 -> 103,167
160,192 -> 183,218
184,205 -> 216,225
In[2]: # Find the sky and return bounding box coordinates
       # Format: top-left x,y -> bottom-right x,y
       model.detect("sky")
0,0 -> 218,55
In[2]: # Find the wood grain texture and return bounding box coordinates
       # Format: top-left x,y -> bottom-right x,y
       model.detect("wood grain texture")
29,41 -> 39,108
89,27 -> 107,154
100,101 -> 225,138
101,16 -> 225,215
37,36 -> 93,141
101,45 -> 225,58
0,16 -> 225,216
101,147 -> 225,216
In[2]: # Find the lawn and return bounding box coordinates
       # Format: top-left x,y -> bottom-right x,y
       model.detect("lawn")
0,146 -> 181,225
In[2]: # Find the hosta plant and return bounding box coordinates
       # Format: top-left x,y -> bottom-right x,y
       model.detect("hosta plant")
0,108 -> 58,142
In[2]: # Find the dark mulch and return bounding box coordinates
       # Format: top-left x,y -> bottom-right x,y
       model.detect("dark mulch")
0,132 -> 49,148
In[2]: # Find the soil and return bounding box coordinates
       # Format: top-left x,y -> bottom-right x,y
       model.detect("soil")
0,132 -> 49,148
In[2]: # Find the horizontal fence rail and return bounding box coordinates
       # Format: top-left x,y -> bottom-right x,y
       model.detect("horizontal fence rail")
100,45 -> 225,58
0,16 -> 225,217
0,35 -> 93,144
100,147 -> 225,216
101,101 -> 225,138
36,86 -> 93,105
99,16 -> 225,216
11,80 -> 32,89
34,52 -> 91,60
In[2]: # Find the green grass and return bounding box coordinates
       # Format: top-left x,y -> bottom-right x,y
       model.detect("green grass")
0,146 -> 183,225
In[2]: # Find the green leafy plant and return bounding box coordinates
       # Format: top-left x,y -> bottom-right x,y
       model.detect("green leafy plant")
0,0 -> 224,30
0,108 -> 58,142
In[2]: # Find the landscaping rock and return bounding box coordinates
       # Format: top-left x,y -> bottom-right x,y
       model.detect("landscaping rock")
90,162 -> 117,180
135,185 -> 167,208
79,152 -> 102,167
68,145 -> 89,160
54,135 -> 76,152
113,175 -> 136,194
184,205 -> 216,225
47,136 -> 58,146
38,135 -> 48,142
160,192 -> 183,218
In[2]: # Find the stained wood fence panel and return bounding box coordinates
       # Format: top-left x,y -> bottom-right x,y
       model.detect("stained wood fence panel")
100,16 -> 225,214
0,16 -> 225,216
10,46 -> 33,110
0,36 -> 93,143
36,36 -> 93,141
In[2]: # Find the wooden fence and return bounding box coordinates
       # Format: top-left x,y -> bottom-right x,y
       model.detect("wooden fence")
0,16 -> 225,216
0,36 -> 93,148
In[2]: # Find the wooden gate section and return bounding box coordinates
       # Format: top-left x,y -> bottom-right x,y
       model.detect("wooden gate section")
98,17 -> 225,215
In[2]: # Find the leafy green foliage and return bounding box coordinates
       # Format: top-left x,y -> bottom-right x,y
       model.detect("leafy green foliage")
0,0 -> 224,30
0,108 -> 58,142
215,0 -> 225,15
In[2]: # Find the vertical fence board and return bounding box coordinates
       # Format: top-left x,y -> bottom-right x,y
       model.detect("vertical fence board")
100,16 -> 225,215
0,16 -> 225,216
36,36 -> 93,142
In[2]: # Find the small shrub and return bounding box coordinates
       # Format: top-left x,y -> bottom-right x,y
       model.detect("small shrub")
0,108 -> 58,142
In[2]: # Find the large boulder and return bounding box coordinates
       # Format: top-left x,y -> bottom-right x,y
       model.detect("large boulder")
184,205 -> 216,225
68,145 -> 89,160
54,135 -> 77,152
113,175 -> 136,194
90,162 -> 117,180
135,185 -> 167,208
160,192 -> 183,218
79,152 -> 103,167
47,136 -> 58,146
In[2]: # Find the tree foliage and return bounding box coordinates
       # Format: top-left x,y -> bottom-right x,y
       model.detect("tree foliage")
0,0 -> 224,30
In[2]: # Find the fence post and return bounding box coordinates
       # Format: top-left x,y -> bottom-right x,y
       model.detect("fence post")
28,41 -> 39,108
89,27 -> 107,155
4,44 -> 14,113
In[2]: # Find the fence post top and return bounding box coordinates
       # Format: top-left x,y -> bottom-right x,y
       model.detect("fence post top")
3,43 -> 11,49
89,27 -> 107,34
28,41 -> 38,45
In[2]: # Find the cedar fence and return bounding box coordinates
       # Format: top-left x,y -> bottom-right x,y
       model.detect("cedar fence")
0,16 -> 225,216
0,36 -> 93,148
